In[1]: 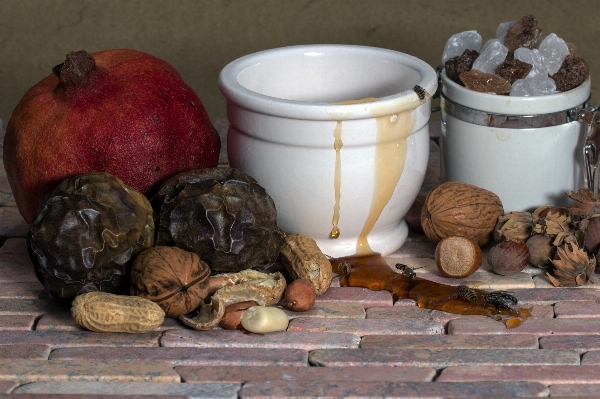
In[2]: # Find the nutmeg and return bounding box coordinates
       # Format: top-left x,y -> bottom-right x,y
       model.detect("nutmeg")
285,278 -> 316,312
219,300 -> 260,330
434,236 -> 482,278
488,239 -> 530,276
526,234 -> 556,268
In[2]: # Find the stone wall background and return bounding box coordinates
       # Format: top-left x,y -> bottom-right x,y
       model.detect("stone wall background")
0,0 -> 597,122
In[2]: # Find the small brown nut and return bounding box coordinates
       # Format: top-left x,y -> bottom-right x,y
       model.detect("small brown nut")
585,216 -> 600,254
488,239 -> 530,276
526,234 -> 556,268
434,236 -> 482,278
285,279 -> 316,312
219,300 -> 260,330
279,234 -> 332,295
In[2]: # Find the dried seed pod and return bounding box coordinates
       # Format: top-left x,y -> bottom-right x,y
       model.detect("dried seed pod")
547,243 -> 596,287
421,182 -> 504,247
279,234 -> 332,295
434,236 -> 482,278
494,212 -> 533,242
488,239 -> 530,276
526,234 -> 556,268
71,292 -> 164,333
27,172 -> 154,299
285,279 -> 316,312
130,246 -> 211,318
152,168 -> 285,274
532,205 -> 575,246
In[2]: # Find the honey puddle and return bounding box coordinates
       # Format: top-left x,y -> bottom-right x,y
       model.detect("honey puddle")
329,97 -> 415,256
330,254 -> 531,327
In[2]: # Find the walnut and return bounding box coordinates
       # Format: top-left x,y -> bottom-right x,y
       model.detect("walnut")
130,246 -> 211,318
421,182 -> 504,246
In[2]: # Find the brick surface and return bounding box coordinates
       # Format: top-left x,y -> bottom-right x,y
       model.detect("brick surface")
0,282 -> 45,299
0,239 -> 26,254
308,348 -> 578,368
394,298 -> 418,306
540,335 -> 600,354
0,208 -> 28,238
581,350 -> 600,364
283,302 -> 366,319
0,330 -> 161,348
0,259 -> 39,283
238,380 -> 549,398
314,287 -> 393,308
509,288 -> 600,305
0,382 -> 18,394
366,305 -> 461,326
0,395 -> 188,399
36,310 -> 184,332
438,365 -> 600,384
50,346 -> 308,366
0,344 -> 51,360
359,334 -> 539,349
550,383 -> 600,397
161,329 -> 360,350
0,315 -> 36,330
0,299 -> 63,316
449,316 -> 600,337
176,365 -> 436,383
0,359 -> 180,383
287,317 -> 444,336
555,300 -> 600,318
385,241 -> 437,258
12,381 -> 240,398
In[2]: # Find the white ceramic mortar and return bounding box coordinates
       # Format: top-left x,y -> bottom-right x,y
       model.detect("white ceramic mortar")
219,45 -> 437,257
440,70 -> 591,212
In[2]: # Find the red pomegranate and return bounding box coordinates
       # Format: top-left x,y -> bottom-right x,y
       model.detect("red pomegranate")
3,49 -> 220,223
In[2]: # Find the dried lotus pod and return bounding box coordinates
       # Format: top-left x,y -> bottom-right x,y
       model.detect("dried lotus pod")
130,246 -> 210,318
152,168 -> 285,274
421,182 -> 504,246
547,243 -> 596,287
27,172 -> 154,299
494,211 -> 533,242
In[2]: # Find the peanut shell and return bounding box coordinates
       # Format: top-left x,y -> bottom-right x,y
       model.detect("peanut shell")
279,234 -> 332,295
71,292 -> 164,333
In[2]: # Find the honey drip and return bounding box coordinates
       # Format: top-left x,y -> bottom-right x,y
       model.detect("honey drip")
330,121 -> 343,239
331,255 -> 531,327
355,112 -> 414,255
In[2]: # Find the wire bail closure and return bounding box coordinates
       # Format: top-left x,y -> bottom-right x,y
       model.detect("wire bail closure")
574,104 -> 600,195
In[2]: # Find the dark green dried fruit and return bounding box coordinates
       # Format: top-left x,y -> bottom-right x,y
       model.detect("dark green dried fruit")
27,172 -> 154,299
152,168 -> 285,274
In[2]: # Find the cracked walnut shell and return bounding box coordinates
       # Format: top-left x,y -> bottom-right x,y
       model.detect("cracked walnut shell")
130,246 -> 210,318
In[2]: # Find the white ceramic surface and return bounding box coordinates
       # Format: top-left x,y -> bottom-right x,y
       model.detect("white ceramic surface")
441,70 -> 591,212
219,45 -> 437,257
